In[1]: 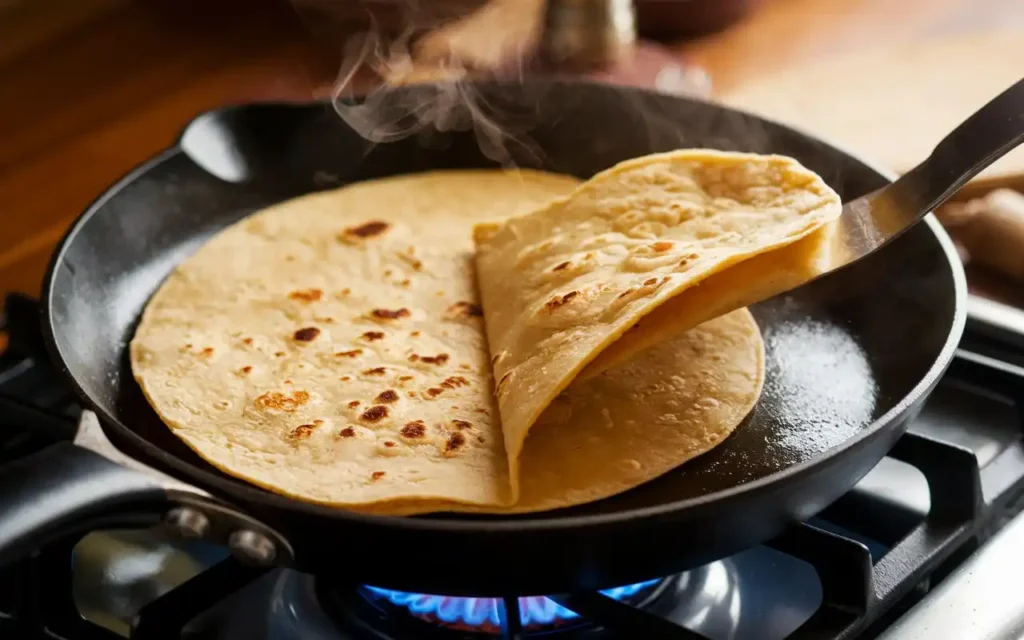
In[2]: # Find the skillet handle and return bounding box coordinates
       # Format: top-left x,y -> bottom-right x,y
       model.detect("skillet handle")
0,441 -> 167,567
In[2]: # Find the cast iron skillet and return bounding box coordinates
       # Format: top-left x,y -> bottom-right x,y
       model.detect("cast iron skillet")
0,79 -> 965,596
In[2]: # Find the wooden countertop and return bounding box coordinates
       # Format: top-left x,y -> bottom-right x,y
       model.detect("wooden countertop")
2,0 -> 1022,298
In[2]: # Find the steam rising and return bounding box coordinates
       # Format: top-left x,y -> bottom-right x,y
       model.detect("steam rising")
290,1 -> 847,190
325,0 -> 547,165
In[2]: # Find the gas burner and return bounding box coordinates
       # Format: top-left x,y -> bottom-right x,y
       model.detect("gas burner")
303,574 -> 676,639
361,580 -> 661,634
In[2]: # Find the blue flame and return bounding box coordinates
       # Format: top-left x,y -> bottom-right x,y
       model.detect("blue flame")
364,579 -> 659,629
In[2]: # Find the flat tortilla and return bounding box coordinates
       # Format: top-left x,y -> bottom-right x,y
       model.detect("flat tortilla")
131,170 -> 577,510
473,150 -> 840,493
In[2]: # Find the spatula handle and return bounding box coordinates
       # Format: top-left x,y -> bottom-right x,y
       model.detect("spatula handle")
895,77 -> 1024,216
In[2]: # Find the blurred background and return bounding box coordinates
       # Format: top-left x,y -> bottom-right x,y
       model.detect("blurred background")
1,0 -> 1023,311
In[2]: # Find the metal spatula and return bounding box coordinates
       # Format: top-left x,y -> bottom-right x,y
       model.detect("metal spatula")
830,76 -> 1024,269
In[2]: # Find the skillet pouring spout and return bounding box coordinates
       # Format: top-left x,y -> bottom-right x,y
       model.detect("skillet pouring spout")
0,400 -> 292,568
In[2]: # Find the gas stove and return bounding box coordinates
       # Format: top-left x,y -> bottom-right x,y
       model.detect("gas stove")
2,291 -> 1024,640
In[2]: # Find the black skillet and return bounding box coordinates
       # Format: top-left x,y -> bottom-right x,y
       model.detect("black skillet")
0,79 -> 967,596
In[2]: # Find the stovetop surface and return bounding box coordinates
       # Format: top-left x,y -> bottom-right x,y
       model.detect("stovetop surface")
1,292 -> 1024,639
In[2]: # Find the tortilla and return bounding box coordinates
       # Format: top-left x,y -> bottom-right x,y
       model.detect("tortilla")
130,152 -> 821,514
130,170 -> 578,510
473,150 -> 841,491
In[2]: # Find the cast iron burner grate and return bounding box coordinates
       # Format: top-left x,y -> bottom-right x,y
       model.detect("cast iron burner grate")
1,292 -> 1024,639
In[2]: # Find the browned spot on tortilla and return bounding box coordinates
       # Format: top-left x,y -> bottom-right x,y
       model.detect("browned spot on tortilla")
544,290 -> 579,311
199,347 -> 214,357
420,353 -> 449,365
551,260 -> 571,272
340,376 -> 351,381
643,277 -> 659,286
452,419 -> 472,430
375,389 -> 399,403
255,390 -> 310,412
371,471 -> 386,480
339,427 -> 356,438
401,421 -> 426,438
313,419 -> 324,425
678,253 -> 700,268
398,375 -> 414,382
440,376 -> 469,389
335,349 -> 363,358
242,338 -> 253,345
400,254 -> 423,271
444,432 -> 466,454
410,331 -> 420,337
293,327 -> 320,342
289,288 -> 323,303
445,301 -> 483,319
240,366 -> 252,374
372,308 -> 410,320
363,367 -> 386,376
275,351 -> 286,357
289,424 -> 315,440
383,440 -> 396,448
617,287 -> 636,299
399,279 -> 411,287
362,331 -> 385,341
348,400 -> 360,408
315,316 -> 335,324
343,221 -> 390,239
426,387 -> 443,398
360,405 -> 389,422
652,241 -> 673,252
340,288 -> 351,296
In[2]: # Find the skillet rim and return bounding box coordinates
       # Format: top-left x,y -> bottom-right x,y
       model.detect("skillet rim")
39,79 -> 967,533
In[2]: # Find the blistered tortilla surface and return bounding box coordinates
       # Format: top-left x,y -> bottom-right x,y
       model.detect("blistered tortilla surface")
131,170 -> 577,509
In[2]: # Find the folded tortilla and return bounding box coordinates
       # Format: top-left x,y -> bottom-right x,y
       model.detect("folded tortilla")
473,150 -> 841,495
130,152 -> 838,514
